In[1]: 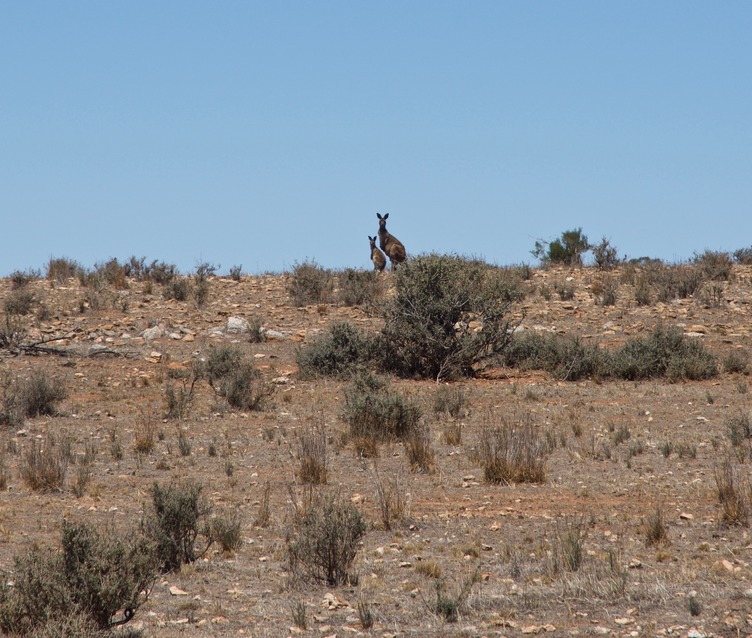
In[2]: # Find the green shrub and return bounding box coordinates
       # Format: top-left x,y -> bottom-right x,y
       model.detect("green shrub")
723,349 -> 749,374
432,384 -> 467,419
142,481 -> 212,572
210,510 -> 244,553
287,490 -> 366,586
532,228 -> 590,267
288,260 -> 335,306
296,321 -> 378,379
380,254 -> 516,381
229,264 -> 243,281
192,262 -> 217,308
200,346 -> 270,411
0,520 -> 156,634
337,268 -> 383,307
502,331 -> 606,381
343,373 -> 421,441
609,325 -> 717,381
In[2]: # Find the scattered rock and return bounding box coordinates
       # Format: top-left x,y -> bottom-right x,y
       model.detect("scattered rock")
226,316 -> 251,334
142,326 -> 164,340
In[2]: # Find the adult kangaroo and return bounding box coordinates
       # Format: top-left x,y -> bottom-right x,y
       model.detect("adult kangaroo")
369,236 -> 387,272
376,213 -> 406,270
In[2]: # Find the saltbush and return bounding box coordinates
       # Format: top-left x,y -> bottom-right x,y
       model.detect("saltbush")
380,254 -> 516,381
296,321 -> 378,379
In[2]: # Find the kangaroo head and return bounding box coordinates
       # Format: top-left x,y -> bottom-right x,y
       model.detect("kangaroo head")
377,213 -> 389,231
369,235 -> 377,247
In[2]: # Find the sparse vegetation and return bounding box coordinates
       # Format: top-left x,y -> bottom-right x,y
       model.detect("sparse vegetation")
475,415 -> 547,484
296,321 -> 378,379
532,228 -> 590,267
288,259 -> 335,306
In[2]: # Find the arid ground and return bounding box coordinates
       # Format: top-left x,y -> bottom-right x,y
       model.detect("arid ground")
1,262 -> 752,638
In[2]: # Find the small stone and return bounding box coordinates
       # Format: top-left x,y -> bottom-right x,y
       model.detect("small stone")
169,586 -> 188,596
226,317 -> 251,334
142,326 -> 164,340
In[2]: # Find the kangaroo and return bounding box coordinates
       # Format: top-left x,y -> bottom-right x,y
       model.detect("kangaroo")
376,213 -> 406,270
369,235 -> 387,272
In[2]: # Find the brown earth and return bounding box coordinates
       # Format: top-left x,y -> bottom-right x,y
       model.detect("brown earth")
1,265 -> 752,638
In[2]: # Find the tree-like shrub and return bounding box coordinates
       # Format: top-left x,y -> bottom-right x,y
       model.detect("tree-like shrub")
142,481 -> 212,572
287,490 -> 366,586
380,254 -> 516,381
532,228 -> 590,267
0,520 -> 156,634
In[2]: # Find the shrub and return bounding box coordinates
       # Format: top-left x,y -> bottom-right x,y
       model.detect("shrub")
532,228 -> 590,267
9,268 -> 40,289
287,490 -> 366,586
424,572 -> 480,623
142,481 -> 213,572
432,384 -> 467,419
405,425 -> 435,473
502,331 -> 606,381
147,260 -> 178,284
609,325 -> 717,381
200,346 -> 271,411
288,260 -> 335,306
0,520 -> 156,633
210,510 -> 244,553
723,349 -> 749,374
163,278 -> 191,301
644,507 -> 668,546
296,321 -> 378,379
3,289 -> 36,316
46,257 -> 83,283
229,264 -> 243,281
475,416 -> 547,484
733,246 -> 752,265
592,237 -> 620,270
549,518 -> 587,573
337,268 -> 383,307
380,254 -> 516,381
692,249 -> 733,281
192,262 -> 217,308
343,373 -> 421,441
373,470 -> 407,531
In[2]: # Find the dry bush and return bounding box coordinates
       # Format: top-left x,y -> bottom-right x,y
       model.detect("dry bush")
423,571 -> 480,623
644,507 -> 669,546
21,433 -> 69,492
3,289 -> 36,316
475,414 -> 547,485
133,411 -> 157,454
442,422 -> 463,446
723,349 -> 749,374
142,481 -> 213,572
548,517 -> 588,574
254,481 -> 272,528
287,259 -> 335,306
0,370 -> 67,426
714,460 -> 751,526
296,425 -> 328,485
405,424 -> 435,473
210,509 -> 244,553
692,249 -> 734,281
0,520 -> 156,634
286,489 -> 366,586
200,345 -> 271,411
46,257 -> 83,283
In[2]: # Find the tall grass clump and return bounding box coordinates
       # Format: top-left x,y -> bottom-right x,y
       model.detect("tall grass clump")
296,321 -> 378,379
287,490 -> 366,586
380,254 -> 517,381
714,460 -> 751,526
342,372 -> 421,442
0,370 -> 67,426
0,520 -> 156,634
474,414 -> 547,484
21,433 -> 70,492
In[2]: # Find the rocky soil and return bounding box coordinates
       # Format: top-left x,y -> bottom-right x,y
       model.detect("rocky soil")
1,264 -> 752,638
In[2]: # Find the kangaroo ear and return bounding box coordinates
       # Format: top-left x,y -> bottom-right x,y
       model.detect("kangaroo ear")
383,213 -> 389,220
377,213 -> 383,220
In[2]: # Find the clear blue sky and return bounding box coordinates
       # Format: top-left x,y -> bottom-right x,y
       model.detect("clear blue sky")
2,2 -> 751,276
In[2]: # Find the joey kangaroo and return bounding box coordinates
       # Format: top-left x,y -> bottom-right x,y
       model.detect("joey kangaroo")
369,236 -> 387,272
376,213 -> 406,270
